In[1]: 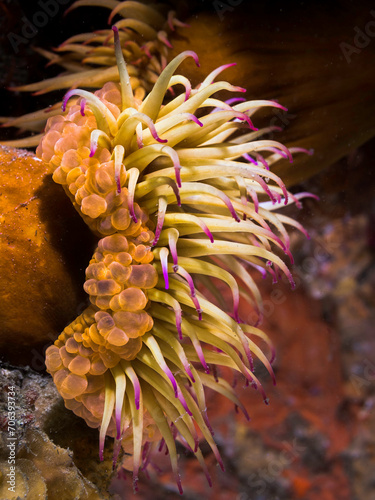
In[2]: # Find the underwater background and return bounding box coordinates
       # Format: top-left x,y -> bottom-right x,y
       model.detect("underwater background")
0,1 -> 375,499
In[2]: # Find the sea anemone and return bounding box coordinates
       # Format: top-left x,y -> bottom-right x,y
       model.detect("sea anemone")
38,26 -> 316,492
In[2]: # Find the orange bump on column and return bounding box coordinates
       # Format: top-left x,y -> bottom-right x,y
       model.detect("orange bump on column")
110,287 -> 148,312
126,264 -> 158,289
81,194 -> 108,218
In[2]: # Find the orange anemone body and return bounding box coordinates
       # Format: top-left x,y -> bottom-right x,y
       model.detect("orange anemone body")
41,83 -> 159,433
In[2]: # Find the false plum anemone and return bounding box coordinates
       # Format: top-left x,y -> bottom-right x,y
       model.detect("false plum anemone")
38,26 -> 315,492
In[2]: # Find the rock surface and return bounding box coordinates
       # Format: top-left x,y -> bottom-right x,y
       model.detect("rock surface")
0,365 -> 111,499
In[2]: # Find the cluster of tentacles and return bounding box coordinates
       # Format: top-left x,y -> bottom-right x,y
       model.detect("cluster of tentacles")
38,26 -> 316,493
1,0 -> 184,146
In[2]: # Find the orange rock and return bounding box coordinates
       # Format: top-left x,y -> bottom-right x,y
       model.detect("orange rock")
0,146 -> 96,366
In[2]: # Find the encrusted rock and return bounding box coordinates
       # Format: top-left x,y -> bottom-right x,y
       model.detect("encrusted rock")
0,146 -> 95,365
